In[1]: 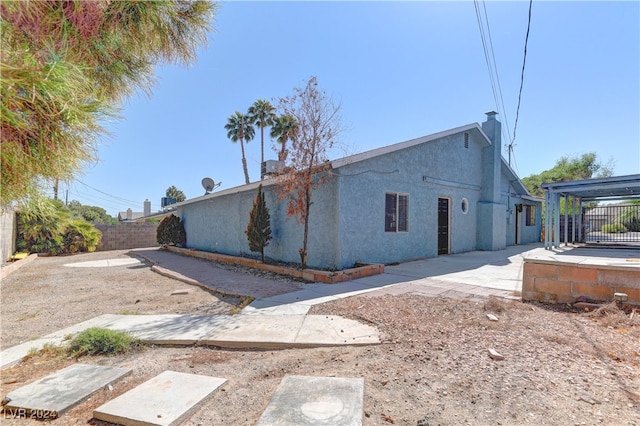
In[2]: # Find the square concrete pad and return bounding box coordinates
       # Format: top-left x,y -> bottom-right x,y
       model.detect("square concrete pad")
200,315 -> 306,348
257,375 -> 364,425
295,315 -> 380,346
2,364 -> 131,418
93,370 -> 226,426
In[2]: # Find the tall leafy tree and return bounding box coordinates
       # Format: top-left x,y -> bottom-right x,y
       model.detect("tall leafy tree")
276,77 -> 342,267
165,186 -> 187,202
270,114 -> 299,162
1,1 -> 216,205
245,184 -> 272,262
521,153 -> 614,198
248,99 -> 277,176
225,111 -> 255,185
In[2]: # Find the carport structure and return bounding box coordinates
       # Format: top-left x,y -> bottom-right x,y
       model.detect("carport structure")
541,174 -> 640,249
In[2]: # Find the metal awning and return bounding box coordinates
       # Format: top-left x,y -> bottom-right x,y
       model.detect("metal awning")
541,174 -> 640,248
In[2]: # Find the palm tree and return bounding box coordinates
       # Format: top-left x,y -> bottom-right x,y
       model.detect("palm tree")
270,114 -> 299,162
225,111 -> 255,184
248,99 -> 277,177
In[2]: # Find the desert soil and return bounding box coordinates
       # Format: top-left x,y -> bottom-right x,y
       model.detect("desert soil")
1,250 -> 639,426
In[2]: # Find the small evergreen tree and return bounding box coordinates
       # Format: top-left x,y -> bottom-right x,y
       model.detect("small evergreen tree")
245,184 -> 272,261
156,214 -> 186,247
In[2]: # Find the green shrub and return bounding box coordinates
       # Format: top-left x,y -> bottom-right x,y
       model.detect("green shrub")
601,223 -> 628,233
68,328 -> 141,357
245,184 -> 271,262
62,220 -> 102,253
616,205 -> 640,232
156,214 -> 186,246
17,198 -> 102,254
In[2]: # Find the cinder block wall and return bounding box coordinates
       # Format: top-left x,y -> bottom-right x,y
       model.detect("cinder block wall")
95,223 -> 159,251
0,210 -> 17,263
522,259 -> 640,305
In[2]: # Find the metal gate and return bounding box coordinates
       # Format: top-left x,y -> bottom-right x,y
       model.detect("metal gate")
583,204 -> 640,244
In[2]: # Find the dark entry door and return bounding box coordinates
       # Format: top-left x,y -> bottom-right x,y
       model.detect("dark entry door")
438,197 -> 449,255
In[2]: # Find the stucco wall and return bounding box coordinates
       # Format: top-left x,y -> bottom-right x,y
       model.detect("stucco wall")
0,210 -> 17,263
334,131 -> 484,267
94,223 -> 159,251
178,180 -> 340,269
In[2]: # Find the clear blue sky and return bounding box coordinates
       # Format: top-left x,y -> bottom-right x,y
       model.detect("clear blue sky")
65,1 -> 640,217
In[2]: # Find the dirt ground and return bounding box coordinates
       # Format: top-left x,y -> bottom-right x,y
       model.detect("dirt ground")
1,250 -> 639,425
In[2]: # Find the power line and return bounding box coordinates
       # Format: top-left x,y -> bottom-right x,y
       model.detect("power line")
74,180 -> 144,205
481,0 -> 513,146
474,0 -> 512,149
511,0 -> 533,151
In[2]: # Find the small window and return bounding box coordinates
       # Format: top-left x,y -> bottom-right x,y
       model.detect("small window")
464,132 -> 469,149
385,192 -> 409,232
525,205 -> 536,226
461,198 -> 469,214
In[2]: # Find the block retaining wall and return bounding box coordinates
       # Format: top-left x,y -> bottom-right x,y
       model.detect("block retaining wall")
166,246 -> 384,284
95,223 -> 159,251
522,259 -> 640,305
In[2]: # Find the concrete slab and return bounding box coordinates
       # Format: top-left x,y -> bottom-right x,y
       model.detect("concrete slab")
0,315 -> 125,369
64,258 -> 142,268
295,315 -> 380,346
93,371 -> 226,426
201,315 -> 305,348
257,375 -> 364,426
2,364 -> 131,418
0,338 -> 64,370
97,314 -> 230,345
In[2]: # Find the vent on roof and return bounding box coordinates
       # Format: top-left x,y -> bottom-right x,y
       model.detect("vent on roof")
464,132 -> 469,149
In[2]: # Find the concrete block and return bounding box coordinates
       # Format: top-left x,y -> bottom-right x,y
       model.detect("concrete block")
257,375 -> 364,426
94,371 -> 226,426
558,265 -> 597,283
572,282 -> 614,302
2,364 -> 131,418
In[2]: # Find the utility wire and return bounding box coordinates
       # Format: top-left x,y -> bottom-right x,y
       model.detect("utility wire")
474,0 -> 512,150
74,180 -> 144,205
481,0 -> 512,146
511,0 -> 533,149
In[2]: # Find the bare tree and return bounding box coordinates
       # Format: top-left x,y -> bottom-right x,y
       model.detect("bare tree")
275,77 -> 342,267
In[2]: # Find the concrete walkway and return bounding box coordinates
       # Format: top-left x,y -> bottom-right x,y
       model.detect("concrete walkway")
0,313 -> 380,370
5,244 -> 635,370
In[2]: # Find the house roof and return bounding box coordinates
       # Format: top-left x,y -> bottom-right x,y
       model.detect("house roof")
330,123 -> 489,169
541,174 -> 640,201
118,211 -> 145,221
171,121 -> 536,208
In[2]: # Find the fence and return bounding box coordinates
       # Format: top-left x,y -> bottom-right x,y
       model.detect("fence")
95,222 -> 160,251
583,204 -> 640,244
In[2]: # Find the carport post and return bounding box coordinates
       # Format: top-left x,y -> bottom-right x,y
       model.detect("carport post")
577,199 -> 582,242
571,197 -> 576,244
564,195 -> 569,246
554,193 -> 561,248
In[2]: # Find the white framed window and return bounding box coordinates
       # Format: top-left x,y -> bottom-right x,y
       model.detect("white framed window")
385,192 -> 409,232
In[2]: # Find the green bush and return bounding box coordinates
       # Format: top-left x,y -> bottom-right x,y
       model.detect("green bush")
156,214 -> 186,246
62,220 -> 102,253
17,199 -> 102,254
616,205 -> 640,232
68,328 -> 140,357
601,223 -> 628,233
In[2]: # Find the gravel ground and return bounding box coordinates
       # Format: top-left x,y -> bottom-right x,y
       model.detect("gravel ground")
1,251 -> 639,425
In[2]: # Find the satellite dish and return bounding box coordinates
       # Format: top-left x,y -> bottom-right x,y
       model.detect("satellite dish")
202,177 -> 215,194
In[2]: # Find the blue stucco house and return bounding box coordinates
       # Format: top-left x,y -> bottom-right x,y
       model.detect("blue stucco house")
174,112 -> 542,269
